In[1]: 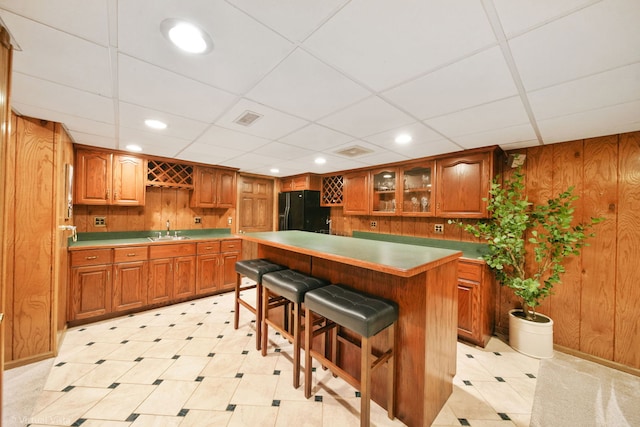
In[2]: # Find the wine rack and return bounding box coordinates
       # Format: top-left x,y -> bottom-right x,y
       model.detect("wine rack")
147,160 -> 194,189
321,175 -> 343,206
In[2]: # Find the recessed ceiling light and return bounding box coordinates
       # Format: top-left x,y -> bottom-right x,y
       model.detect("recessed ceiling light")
395,134 -> 412,144
314,157 -> 326,165
270,168 -> 280,174
126,144 -> 143,152
144,119 -> 167,130
160,19 -> 213,54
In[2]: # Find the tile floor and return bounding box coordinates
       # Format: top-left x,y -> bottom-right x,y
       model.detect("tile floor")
5,283 -> 539,427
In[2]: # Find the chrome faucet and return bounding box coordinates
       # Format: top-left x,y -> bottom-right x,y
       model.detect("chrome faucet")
166,220 -> 170,236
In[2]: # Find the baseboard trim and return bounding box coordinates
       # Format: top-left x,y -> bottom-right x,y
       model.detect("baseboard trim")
553,344 -> 640,377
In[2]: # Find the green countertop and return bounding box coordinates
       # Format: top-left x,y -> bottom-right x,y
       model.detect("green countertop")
242,230 -> 461,276
68,228 -> 237,249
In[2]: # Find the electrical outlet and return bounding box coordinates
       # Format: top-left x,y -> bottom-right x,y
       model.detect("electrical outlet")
434,224 -> 444,234
227,216 -> 232,225
370,221 -> 377,228
94,216 -> 106,227
194,217 -> 201,224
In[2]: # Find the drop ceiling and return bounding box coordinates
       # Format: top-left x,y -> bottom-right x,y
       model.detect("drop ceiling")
1,0 -> 639,177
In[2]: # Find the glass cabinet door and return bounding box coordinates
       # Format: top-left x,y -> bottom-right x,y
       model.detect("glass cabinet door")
371,168 -> 399,215
400,163 -> 434,216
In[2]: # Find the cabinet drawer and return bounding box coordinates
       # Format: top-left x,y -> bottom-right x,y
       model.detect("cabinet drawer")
458,261 -> 482,282
114,246 -> 148,263
197,241 -> 221,254
149,243 -> 196,259
71,249 -> 112,267
221,239 -> 241,253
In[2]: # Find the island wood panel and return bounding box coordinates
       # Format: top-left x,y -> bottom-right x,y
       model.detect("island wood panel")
549,141 -> 584,349
580,136 -> 617,360
616,132 -> 640,369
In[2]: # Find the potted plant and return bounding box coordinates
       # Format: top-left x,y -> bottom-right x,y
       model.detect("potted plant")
451,167 -> 601,358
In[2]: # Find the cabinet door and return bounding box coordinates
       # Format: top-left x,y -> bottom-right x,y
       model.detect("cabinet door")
216,170 -> 236,208
174,256 -> 196,299
112,155 -> 146,206
436,152 -> 491,218
113,261 -> 148,312
196,254 -> 221,294
400,162 -> 434,216
148,258 -> 173,304
457,280 -> 478,341
343,171 -> 369,215
75,150 -> 112,205
370,168 -> 399,216
191,166 -> 217,208
220,252 -> 239,291
70,265 -> 112,320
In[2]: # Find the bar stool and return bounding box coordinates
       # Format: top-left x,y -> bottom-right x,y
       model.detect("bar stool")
234,259 -> 287,350
304,284 -> 398,427
261,269 -> 329,388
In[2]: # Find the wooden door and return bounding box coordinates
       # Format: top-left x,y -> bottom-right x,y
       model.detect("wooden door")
343,171 -> 369,215
112,154 -> 146,206
436,152 -> 490,218
238,175 -> 274,233
173,256 -> 196,299
75,149 -> 112,204
113,261 -> 148,312
148,258 -> 173,304
457,281 -> 477,342
70,265 -> 112,320
196,254 -> 221,294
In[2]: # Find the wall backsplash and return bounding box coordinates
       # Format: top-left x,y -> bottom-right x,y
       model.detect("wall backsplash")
73,186 -> 234,233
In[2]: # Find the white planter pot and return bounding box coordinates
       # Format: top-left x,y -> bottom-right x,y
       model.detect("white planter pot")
508,309 -> 554,359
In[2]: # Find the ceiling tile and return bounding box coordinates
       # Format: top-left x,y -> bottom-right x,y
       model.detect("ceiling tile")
215,98 -> 309,140
2,11 -> 112,96
425,96 -> 531,137
275,153 -> 369,175
278,124 -> 353,150
528,62 -> 640,120
193,124 -> 271,152
318,96 -> 415,138
383,47 -> 518,120
119,127 -> 191,158
176,142 -> 245,165
509,0 -> 640,90
252,141 -> 315,160
363,121 -> 446,148
303,0 -> 496,91
68,130 -> 117,151
246,48 -> 370,120
451,123 -> 538,149
227,0 -> 349,42
389,139 -> 463,159
118,54 -> 237,123
218,151 -> 283,172
117,0 -> 294,94
118,102 -> 210,141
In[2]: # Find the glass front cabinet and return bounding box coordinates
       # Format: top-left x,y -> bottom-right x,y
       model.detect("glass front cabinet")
399,161 -> 435,216
370,168 -> 400,215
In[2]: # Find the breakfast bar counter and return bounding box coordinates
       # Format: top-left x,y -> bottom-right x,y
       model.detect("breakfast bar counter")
242,231 -> 461,427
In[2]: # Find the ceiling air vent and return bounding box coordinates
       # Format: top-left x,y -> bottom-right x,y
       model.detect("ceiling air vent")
334,145 -> 374,158
234,110 -> 263,127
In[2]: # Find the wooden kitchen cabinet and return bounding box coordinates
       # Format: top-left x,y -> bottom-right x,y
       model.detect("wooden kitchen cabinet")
370,167 -> 400,216
69,249 -> 113,320
190,166 -> 236,208
75,149 -> 146,206
435,151 -> 492,218
148,243 -> 196,303
343,171 -> 370,215
196,241 -> 222,295
112,246 -> 148,312
220,239 -> 242,290
399,161 -> 435,216
457,259 -> 495,347
280,173 -> 321,192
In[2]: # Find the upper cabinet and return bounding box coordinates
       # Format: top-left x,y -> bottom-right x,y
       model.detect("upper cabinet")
190,166 -> 236,208
280,173 -> 321,192
343,170 -> 369,215
370,167 -> 400,216
75,149 -> 145,206
399,161 -> 435,216
435,151 -> 492,218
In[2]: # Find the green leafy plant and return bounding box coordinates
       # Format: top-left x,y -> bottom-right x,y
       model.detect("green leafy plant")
450,167 -> 601,321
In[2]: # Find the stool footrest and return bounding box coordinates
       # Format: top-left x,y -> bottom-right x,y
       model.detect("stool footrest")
308,348 -> 360,391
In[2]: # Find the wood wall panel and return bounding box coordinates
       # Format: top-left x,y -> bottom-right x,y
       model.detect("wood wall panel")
615,132 -> 640,368
580,135 -> 617,360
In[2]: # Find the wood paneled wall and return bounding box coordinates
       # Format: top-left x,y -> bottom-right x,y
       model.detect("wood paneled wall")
73,187 -> 235,233
330,131 -> 640,370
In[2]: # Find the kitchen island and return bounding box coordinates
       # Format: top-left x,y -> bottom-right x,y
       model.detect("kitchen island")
241,231 -> 461,427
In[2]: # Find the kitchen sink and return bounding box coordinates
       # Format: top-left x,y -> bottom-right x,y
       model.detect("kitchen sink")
147,235 -> 191,242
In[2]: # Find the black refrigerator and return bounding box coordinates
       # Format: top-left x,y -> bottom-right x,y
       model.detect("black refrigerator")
278,190 -> 330,233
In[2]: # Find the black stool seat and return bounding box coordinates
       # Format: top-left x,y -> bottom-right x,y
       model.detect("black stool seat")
304,284 -> 398,338
235,259 -> 286,283
262,269 -> 330,303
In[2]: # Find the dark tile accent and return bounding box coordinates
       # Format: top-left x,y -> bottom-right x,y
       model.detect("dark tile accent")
250,319 -> 255,323
242,350 -> 248,355
154,338 -> 161,342
466,354 -> 474,358
495,377 -> 505,382
86,342 -> 95,346
126,413 -> 139,422
247,333 -> 253,337
181,312 -> 187,315
178,408 -> 189,417
235,373 -> 244,378
272,400 -> 281,407
190,303 -> 195,305
71,418 -> 86,426
208,353 -> 215,357
273,370 -> 281,376
314,396 -> 323,402
217,335 -> 224,339
312,367 -> 316,372
458,418 -> 470,426
226,404 -> 236,411
196,376 -> 204,382
109,383 -> 119,389
55,362 -> 66,367
275,348 -> 281,353
109,326 -> 117,330
169,324 -> 176,327
355,391 -> 361,398
206,311 -> 212,314
526,373 -> 536,378
128,314 -> 134,317
186,336 -> 193,340
155,313 -> 161,316
172,355 -> 180,359
275,332 -> 280,336
135,357 -> 144,362
493,352 -> 502,356
463,380 -> 472,386
62,385 -> 75,392
153,379 -> 163,385
79,328 -> 86,332
224,320 -> 230,324
197,322 -> 203,326
121,340 -> 129,344
498,413 -> 511,420
95,359 -> 106,364
139,325 -> 146,329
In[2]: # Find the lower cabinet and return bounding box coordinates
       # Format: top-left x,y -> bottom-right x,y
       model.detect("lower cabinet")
148,243 -> 196,303
457,259 -> 495,347
69,249 -> 113,321
220,239 -> 241,290
113,246 -> 148,312
195,239 -> 242,294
